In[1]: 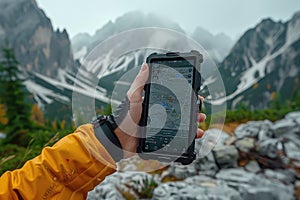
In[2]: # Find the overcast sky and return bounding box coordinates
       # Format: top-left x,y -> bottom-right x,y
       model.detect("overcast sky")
36,0 -> 300,39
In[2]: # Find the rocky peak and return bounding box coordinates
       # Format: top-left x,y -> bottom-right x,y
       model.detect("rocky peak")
0,0 -> 75,78
291,11 -> 300,22
216,10 -> 300,109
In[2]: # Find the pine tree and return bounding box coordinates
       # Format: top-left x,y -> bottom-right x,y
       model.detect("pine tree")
0,48 -> 31,143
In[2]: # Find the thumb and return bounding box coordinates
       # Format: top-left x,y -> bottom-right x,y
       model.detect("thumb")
127,63 -> 149,102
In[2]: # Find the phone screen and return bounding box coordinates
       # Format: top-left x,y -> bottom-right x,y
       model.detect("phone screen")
143,57 -> 196,155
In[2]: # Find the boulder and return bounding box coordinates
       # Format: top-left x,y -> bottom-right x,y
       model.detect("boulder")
239,187 -> 277,200
153,178 -> 242,200
258,120 -> 274,140
184,175 -> 223,187
283,141 -> 300,161
204,128 -> 231,146
235,120 -> 275,140
124,172 -> 159,195
285,111 -> 300,127
87,183 -> 124,200
257,177 -> 294,200
272,118 -> 299,138
88,172 -> 159,200
216,168 -> 294,200
153,181 -> 199,199
168,163 -> 196,179
244,160 -> 261,173
193,152 -> 219,176
184,175 -> 241,199
235,121 -> 261,139
235,137 -> 255,152
264,169 -> 296,184
213,145 -> 239,168
195,128 -> 230,158
216,168 -> 260,184
257,138 -> 284,159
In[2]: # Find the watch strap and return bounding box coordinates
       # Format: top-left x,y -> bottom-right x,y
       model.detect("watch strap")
92,116 -> 123,162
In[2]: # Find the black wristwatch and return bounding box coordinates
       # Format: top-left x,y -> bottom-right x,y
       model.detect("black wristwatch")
92,115 -> 123,162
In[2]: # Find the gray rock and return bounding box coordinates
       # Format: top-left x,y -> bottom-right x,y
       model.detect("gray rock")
284,141 -> 300,161
88,172 -> 159,200
194,135 -> 215,159
239,187 -> 277,200
204,128 -> 231,146
198,184 -> 242,200
258,120 -> 274,140
235,120 -> 275,140
272,118 -> 299,137
168,163 -> 196,179
216,168 -> 260,184
87,183 -> 124,200
185,175 -> 242,199
257,177 -> 295,200
216,168 -> 295,200
153,178 -> 242,200
264,169 -> 296,184
285,111 -> 300,126
153,181 -> 194,199
213,145 -> 239,168
235,137 -> 255,152
195,128 -> 230,158
293,161 -> 300,168
258,138 -> 284,158
235,121 -> 261,139
184,175 -> 222,186
244,160 -> 261,173
125,172 -> 159,195
193,152 -> 219,176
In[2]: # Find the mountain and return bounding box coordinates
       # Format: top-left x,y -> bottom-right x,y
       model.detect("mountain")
71,11 -> 233,63
0,0 -> 75,77
72,11 -> 184,61
192,27 -> 233,61
212,12 -> 300,109
1,0 -> 298,124
0,0 -> 109,122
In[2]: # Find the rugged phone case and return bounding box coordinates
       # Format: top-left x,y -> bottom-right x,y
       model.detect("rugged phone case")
137,50 -> 203,165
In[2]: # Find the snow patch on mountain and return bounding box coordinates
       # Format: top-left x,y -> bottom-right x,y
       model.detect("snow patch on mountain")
74,46 -> 88,62
24,79 -> 70,107
286,14 -> 300,46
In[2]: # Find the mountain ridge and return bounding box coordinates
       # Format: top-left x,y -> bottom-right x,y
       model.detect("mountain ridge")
71,11 -> 234,63
217,11 -> 300,109
1,0 -> 299,123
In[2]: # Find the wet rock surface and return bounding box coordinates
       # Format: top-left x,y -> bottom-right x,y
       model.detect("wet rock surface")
88,113 -> 300,200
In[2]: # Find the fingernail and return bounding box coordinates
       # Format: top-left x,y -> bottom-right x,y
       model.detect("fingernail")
140,63 -> 147,72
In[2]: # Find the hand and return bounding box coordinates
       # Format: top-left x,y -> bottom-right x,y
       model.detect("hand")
114,63 -> 206,158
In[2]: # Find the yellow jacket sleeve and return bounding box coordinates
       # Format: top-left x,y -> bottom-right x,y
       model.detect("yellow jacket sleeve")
0,124 -> 117,200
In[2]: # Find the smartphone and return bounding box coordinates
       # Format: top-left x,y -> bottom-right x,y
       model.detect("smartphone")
138,51 -> 203,165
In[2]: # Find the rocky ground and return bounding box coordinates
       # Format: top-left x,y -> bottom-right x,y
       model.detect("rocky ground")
88,111 -> 300,200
